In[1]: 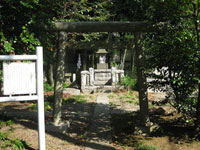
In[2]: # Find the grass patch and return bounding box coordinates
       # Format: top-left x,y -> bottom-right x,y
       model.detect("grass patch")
0,113 -> 15,128
108,94 -> 117,99
0,120 -> 14,127
127,100 -> 134,103
136,143 -> 157,150
0,131 -> 30,150
149,103 -> 156,109
109,101 -> 116,106
63,95 -> 88,104
118,92 -> 139,103
28,101 -> 53,112
0,114 -> 31,149
134,99 -> 140,105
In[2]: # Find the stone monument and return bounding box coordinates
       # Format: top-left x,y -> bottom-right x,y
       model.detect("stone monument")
80,48 -> 124,93
96,49 -> 108,69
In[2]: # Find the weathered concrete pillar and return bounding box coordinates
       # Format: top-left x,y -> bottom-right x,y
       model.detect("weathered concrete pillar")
111,67 -> 116,85
72,73 -> 76,82
120,70 -> 125,83
81,71 -> 86,88
116,70 -> 119,83
89,67 -> 94,86
81,71 -> 89,91
86,74 -> 89,86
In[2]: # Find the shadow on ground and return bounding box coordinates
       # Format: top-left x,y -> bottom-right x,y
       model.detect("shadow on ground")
0,96 -> 197,150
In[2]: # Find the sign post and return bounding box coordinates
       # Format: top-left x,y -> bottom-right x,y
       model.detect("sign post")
0,46 -> 46,150
36,46 -> 46,150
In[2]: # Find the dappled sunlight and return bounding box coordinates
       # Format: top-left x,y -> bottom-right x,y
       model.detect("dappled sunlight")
0,91 -> 200,150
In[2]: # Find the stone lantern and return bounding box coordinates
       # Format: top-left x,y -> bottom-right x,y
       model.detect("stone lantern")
96,49 -> 108,69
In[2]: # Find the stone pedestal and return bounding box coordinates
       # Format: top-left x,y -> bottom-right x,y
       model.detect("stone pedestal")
97,63 -> 108,69
94,69 -> 111,85
89,68 -> 94,86
81,67 -> 124,93
111,67 -> 116,85
81,71 -> 89,91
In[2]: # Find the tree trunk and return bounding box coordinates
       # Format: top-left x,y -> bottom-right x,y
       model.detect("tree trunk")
92,52 -> 95,68
131,44 -> 136,72
46,63 -> 54,86
53,31 -> 67,125
121,49 -> 127,70
134,32 -> 149,126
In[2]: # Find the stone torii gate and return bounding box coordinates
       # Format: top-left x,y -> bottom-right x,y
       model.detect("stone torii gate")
49,21 -> 166,126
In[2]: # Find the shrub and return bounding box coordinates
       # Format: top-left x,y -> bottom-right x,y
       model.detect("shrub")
122,73 -> 137,91
44,82 -> 53,92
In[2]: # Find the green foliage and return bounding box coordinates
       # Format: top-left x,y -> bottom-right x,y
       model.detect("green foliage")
44,101 -> 53,111
0,32 -> 14,52
144,0 -> 200,119
127,100 -> 134,104
44,82 -> 54,92
63,95 -> 87,104
28,103 -> 37,111
136,143 -> 157,150
109,101 -> 116,106
11,138 -> 27,150
63,82 -> 70,89
0,131 -> 7,140
119,92 -> 138,103
108,93 -> 117,99
20,25 -> 40,50
122,73 -> 137,91
29,101 -> 53,112
0,120 -> 14,127
0,131 -> 29,150
1,0 -> 199,126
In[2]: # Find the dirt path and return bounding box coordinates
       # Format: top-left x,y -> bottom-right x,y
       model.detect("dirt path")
84,93 -> 115,150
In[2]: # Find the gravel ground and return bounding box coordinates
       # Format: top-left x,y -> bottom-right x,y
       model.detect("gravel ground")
1,91 -> 197,150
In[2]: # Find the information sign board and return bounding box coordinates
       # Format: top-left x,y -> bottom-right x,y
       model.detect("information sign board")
3,62 -> 36,95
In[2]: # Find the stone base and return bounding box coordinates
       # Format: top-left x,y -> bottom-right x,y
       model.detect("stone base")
81,85 -> 124,93
97,63 -> 108,69
94,80 -> 112,85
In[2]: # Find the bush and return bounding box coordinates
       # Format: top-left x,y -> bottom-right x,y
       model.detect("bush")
44,82 -> 53,92
122,73 -> 137,91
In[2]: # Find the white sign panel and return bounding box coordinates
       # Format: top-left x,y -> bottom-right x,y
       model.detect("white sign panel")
3,62 -> 36,95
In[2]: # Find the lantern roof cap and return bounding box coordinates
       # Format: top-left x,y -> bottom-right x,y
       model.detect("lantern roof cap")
96,49 -> 108,54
